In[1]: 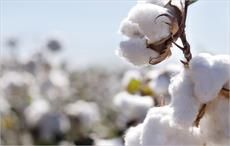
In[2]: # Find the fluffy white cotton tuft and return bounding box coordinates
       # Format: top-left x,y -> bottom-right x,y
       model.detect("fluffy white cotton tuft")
127,3 -> 172,44
140,106 -> 204,145
24,98 -> 51,127
189,53 -> 230,103
125,124 -> 143,146
49,69 -> 69,88
64,100 -> 100,128
199,96 -> 230,145
169,70 -> 201,127
116,38 -> 159,66
113,91 -> 154,128
119,18 -> 144,38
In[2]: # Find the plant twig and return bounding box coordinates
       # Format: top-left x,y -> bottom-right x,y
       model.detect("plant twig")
193,104 -> 207,127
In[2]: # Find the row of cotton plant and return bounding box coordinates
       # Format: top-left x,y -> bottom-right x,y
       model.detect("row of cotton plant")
117,0 -> 229,146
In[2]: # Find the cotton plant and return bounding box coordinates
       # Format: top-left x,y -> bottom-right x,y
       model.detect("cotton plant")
117,0 -> 230,146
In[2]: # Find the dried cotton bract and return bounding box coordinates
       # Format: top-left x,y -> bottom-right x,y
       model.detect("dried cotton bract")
118,0 -> 194,66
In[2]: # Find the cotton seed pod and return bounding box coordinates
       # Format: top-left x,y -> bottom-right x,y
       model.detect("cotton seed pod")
119,0 -> 197,66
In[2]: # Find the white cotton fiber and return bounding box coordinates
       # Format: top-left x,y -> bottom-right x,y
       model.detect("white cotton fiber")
169,70 -> 201,127
64,100 -> 100,128
119,18 -> 144,38
24,98 -> 51,127
116,38 -> 159,66
113,91 -> 154,128
199,96 -> 230,145
125,124 -> 143,146
95,137 -> 123,146
189,53 -> 230,103
140,106 -> 204,146
127,3 -> 172,44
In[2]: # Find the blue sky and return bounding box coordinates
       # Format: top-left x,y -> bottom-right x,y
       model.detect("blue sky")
1,0 -> 229,67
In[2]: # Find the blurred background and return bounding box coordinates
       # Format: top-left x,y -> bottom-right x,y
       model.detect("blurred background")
0,0 -> 229,145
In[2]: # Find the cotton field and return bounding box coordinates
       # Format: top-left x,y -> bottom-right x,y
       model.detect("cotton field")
0,39 -> 181,145
1,0 -> 229,146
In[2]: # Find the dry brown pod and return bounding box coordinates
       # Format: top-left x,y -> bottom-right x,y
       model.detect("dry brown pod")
147,0 -> 198,65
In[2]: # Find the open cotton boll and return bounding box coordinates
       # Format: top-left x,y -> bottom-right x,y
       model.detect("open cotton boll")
128,3 -> 172,44
141,106 -> 204,146
169,70 -> 201,127
49,69 -> 69,88
199,96 -> 230,145
189,53 -> 230,103
125,124 -> 143,146
119,18 -> 144,38
24,98 -> 51,127
117,38 -> 159,66
113,91 -> 154,129
64,100 -> 100,128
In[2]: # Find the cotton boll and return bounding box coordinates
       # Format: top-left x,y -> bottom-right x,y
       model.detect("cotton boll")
141,106 -> 204,146
169,70 -> 201,127
49,69 -> 69,88
117,38 -> 159,66
119,18 -> 144,38
125,124 -> 143,146
113,91 -> 154,129
24,98 -> 51,127
128,3 -> 172,44
0,71 -> 37,111
199,96 -> 230,145
190,53 -> 230,103
64,100 -> 100,129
